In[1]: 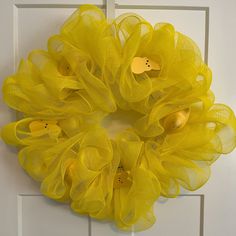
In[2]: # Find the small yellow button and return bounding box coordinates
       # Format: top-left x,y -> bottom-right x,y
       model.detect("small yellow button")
131,57 -> 161,74
163,109 -> 190,133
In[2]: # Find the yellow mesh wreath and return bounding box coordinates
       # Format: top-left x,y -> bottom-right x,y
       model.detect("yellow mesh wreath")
1,4 -> 236,232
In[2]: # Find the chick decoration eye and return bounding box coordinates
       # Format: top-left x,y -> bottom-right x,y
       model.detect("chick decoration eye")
131,57 -> 161,74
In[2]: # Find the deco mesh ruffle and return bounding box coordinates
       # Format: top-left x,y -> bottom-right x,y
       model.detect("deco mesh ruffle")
1,5 -> 236,232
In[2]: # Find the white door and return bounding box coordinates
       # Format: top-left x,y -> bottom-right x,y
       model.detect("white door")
1,0 -> 236,236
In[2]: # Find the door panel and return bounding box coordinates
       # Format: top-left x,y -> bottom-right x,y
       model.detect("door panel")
17,8 -> 76,60
18,195 -> 89,236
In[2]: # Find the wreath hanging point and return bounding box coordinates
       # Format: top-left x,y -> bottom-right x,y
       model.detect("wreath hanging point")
1,4 -> 236,232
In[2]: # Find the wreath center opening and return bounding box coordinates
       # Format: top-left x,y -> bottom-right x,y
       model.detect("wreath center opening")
101,109 -> 142,138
